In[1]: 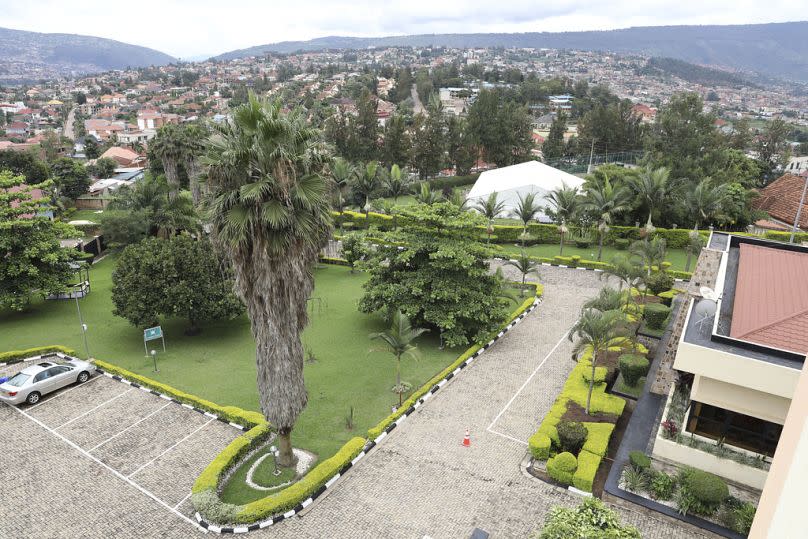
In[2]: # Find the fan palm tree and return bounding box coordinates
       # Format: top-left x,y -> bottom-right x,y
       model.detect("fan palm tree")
630,166 -> 669,236
473,191 -> 506,243
203,95 -> 332,467
545,182 -> 580,254
414,182 -> 441,205
370,310 -> 428,406
512,192 -> 541,246
569,308 -> 627,415
583,177 -> 631,261
504,251 -> 540,296
384,164 -> 410,202
353,162 -> 380,215
331,157 -> 355,192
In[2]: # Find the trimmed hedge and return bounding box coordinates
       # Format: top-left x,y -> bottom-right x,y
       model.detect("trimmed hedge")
573,450 -> 601,492
644,303 -> 671,330
557,421 -> 587,454
657,288 -> 682,306
547,451 -> 577,486
427,173 -> 480,190
580,422 -> 615,457
680,468 -> 729,505
529,430 -> 552,460
618,354 -> 650,387
0,345 -> 75,364
629,450 -> 651,472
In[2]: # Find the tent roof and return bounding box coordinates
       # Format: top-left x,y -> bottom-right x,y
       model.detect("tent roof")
466,161 -> 584,199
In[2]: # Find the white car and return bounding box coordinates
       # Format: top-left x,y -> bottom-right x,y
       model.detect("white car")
0,358 -> 96,405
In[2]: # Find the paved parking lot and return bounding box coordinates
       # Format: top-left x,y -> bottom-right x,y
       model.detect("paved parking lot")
0,359 -> 242,538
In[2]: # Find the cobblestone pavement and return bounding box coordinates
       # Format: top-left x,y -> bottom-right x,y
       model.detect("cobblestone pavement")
0,372 -> 241,538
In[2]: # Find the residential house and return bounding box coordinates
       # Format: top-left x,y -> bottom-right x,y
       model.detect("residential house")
136,110 -> 179,130
785,155 -> 808,174
631,103 -> 657,123
99,146 -> 145,167
752,173 -> 808,231
5,121 -> 29,137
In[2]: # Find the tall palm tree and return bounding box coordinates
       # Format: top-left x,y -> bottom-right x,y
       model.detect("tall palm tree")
353,162 -> 379,215
512,192 -> 541,246
630,166 -> 669,236
370,310 -> 428,406
384,164 -> 410,202
150,123 -> 188,200
582,286 -> 624,312
473,191 -> 506,243
583,177 -> 631,261
331,157 -> 355,193
684,232 -> 706,273
504,251 -> 540,296
545,183 -> 580,255
600,255 -> 643,308
681,178 -> 726,270
569,308 -> 627,415
414,182 -> 441,205
203,95 -> 332,467
630,237 -> 667,276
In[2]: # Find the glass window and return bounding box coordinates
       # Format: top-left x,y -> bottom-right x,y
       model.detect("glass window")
5,373 -> 30,387
686,401 -> 782,456
49,366 -> 71,375
33,371 -> 50,382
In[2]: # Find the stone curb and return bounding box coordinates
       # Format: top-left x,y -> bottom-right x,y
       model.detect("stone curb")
491,256 -> 690,283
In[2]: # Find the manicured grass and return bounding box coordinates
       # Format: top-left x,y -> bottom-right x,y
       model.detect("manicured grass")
67,209 -> 104,222
219,445 -> 299,505
1,258 -> 521,467
613,373 -> 645,399
494,242 -> 691,272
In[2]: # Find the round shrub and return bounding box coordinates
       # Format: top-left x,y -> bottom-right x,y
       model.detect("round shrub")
575,238 -> 592,248
680,468 -> 729,506
644,303 -> 671,330
645,272 -> 675,295
619,354 -> 650,387
557,421 -> 588,455
628,450 -> 651,472
614,238 -> 630,250
547,451 -> 577,486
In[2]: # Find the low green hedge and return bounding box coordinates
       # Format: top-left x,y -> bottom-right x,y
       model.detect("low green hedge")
580,422 -> 615,457
0,345 -> 76,364
318,256 -> 351,266
529,430 -> 552,460
573,450 -> 601,492
644,303 -> 671,330
547,451 -> 577,486
618,354 -> 650,387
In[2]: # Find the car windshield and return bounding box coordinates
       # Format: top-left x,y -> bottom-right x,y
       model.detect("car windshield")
5,373 -> 30,387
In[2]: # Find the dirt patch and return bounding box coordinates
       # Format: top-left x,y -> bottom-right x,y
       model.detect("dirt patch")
561,400 -> 620,424
592,399 -> 634,497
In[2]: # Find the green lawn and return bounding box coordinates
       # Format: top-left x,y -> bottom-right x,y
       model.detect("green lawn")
494,242 -> 691,272
1,258 -> 522,465
67,209 -> 104,222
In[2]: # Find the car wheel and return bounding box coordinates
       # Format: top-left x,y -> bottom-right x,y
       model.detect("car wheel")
77,371 -> 90,383
26,392 -> 41,405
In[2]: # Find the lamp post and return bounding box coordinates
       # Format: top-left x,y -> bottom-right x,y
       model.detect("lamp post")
789,173 -> 808,244
269,445 -> 282,476
151,349 -> 158,372
74,296 -> 91,360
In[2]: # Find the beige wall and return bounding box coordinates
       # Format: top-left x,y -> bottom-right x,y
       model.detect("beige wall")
750,358 -> 808,538
691,375 -> 791,425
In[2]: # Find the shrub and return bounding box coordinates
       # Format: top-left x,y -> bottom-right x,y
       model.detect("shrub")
581,422 -> 614,457
572,450 -> 601,492
657,288 -> 680,306
570,255 -> 581,267
614,238 -> 630,250
720,502 -> 756,535
645,272 -> 675,295
644,303 -> 671,329
0,345 -> 75,364
547,452 -> 577,486
557,421 -> 588,454
539,497 -> 641,539
619,354 -> 650,387
628,450 -> 651,473
679,468 -> 729,506
621,466 -> 647,493
676,486 -> 697,516
649,471 -> 675,501
529,431 -> 552,460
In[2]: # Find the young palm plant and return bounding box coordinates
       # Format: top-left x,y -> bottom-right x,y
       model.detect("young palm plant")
414,182 -> 442,205
370,310 -> 428,406
384,164 -> 410,203
630,237 -> 667,276
582,177 -> 631,261
629,166 -> 669,238
681,178 -> 726,270
473,191 -> 506,243
512,192 -> 541,246
545,182 -> 581,255
203,94 -> 332,467
504,251 -> 540,296
582,286 -> 624,312
569,308 -> 627,415
353,162 -> 380,215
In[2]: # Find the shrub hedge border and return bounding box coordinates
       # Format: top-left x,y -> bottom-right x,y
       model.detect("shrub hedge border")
192,272 -> 544,532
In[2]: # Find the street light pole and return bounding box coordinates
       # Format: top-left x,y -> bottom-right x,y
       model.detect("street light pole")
790,174 -> 808,244
74,295 -> 91,360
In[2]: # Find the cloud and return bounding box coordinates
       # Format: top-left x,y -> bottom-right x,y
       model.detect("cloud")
0,0 -> 803,58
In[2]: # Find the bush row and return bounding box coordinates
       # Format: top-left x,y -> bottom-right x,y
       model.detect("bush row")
0,345 -> 75,364
426,173 -> 480,190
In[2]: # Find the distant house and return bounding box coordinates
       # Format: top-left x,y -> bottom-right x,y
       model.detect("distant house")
5,121 -> 29,136
753,173 -> 808,231
136,110 -> 179,130
99,146 -> 145,167
631,103 -> 657,123
785,156 -> 808,174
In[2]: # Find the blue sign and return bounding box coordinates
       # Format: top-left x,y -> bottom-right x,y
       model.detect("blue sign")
144,326 -> 163,341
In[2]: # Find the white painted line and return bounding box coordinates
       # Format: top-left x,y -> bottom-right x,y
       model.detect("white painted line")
10,405 -> 207,533
174,491 -> 193,510
487,326 -> 572,432
88,402 -> 171,452
324,473 -> 341,488
487,428 -> 529,446
27,375 -> 101,410
128,418 -> 215,478
54,387 -> 133,430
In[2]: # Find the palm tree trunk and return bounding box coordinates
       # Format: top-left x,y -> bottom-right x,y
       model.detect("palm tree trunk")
586,355 -> 595,415
278,429 -> 295,467
685,251 -> 692,273
559,233 -> 564,256
396,354 -> 402,406
597,232 -> 603,261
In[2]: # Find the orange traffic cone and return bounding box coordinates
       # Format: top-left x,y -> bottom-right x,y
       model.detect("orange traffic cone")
462,429 -> 471,447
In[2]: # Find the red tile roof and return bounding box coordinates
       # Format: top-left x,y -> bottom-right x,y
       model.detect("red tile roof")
753,173 -> 808,230
730,243 -> 808,353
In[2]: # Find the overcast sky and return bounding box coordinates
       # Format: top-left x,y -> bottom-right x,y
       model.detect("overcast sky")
0,1 -> 804,59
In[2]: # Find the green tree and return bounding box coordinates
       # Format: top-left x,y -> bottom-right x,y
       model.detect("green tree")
414,182 -> 441,205
204,95 -> 332,467
473,191 -> 506,243
684,232 -> 706,273
0,150 -> 50,184
87,157 -> 117,179
111,235 -> 243,333
411,97 -> 445,179
84,137 -> 100,159
583,177 -> 630,260
352,162 -> 380,214
630,237 -> 667,276
446,115 -> 476,175
50,157 -> 90,200
537,497 -> 640,539
542,112 -> 567,160
354,88 -> 380,162
341,232 -> 368,273
381,114 -> 411,168
504,251 -> 540,295
682,178 -> 727,231
545,183 -> 581,254
512,192 -> 542,246
569,308 -> 627,415
757,118 -> 792,180
370,310 -> 428,406
359,203 -> 508,348
0,172 -> 79,310
630,166 -> 669,233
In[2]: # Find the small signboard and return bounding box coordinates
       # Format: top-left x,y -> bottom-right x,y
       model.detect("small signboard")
143,326 -> 166,355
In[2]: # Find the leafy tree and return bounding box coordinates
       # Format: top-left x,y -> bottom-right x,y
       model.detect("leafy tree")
411,97 -> 445,179
98,209 -> 150,247
467,89 -> 532,167
542,112 -> 567,160
504,251 -> 540,295
0,172 -> 79,310
87,157 -> 117,179
112,236 -> 243,333
729,118 -> 753,150
583,177 -> 630,260
757,118 -> 792,180
512,192 -> 542,246
359,203 -> 508,348
446,115 -> 476,175
537,497 -> 640,539
370,310 -> 428,406
83,137 -> 100,159
684,232 -> 706,272
473,191 -> 506,242
204,95 -> 332,467
545,183 -> 581,254
576,100 -> 644,157
569,308 -> 627,414
354,88 -> 380,162
50,157 -> 90,199
381,114 -> 411,168
341,232 -> 368,273
0,150 -> 50,184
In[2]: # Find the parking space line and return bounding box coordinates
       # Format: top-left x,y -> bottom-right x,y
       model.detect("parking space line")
174,491 -> 193,510
9,404 -> 207,533
27,375 -> 101,410
88,402 -> 171,453
54,387 -> 133,430
128,418 -> 215,478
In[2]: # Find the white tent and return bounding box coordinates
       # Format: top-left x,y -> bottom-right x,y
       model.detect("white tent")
465,161 -> 585,223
